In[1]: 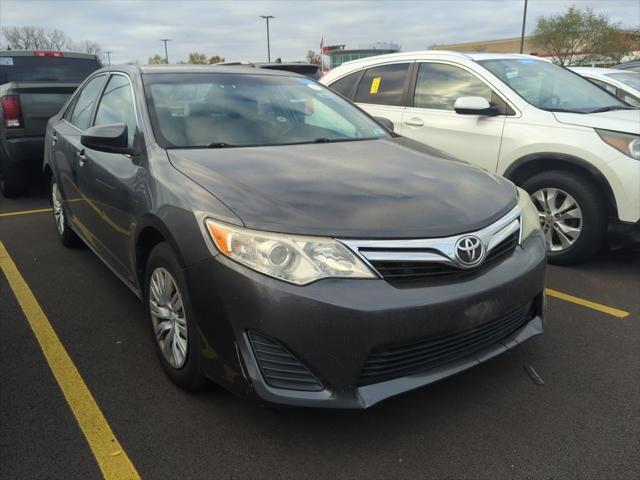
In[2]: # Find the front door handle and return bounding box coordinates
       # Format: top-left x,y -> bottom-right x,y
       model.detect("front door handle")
403,117 -> 424,127
76,150 -> 88,167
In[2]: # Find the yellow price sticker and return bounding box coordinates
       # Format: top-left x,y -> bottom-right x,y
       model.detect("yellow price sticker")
370,77 -> 381,94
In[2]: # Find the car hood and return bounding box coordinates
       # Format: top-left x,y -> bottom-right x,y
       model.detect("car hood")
167,138 -> 516,238
553,109 -> 640,134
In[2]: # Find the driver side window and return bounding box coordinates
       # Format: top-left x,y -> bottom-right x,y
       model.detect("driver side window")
68,75 -> 106,130
94,74 -> 138,147
414,63 -> 492,110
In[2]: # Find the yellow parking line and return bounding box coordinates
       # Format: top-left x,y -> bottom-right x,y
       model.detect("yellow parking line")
0,241 -> 140,480
545,288 -> 630,318
0,207 -> 52,218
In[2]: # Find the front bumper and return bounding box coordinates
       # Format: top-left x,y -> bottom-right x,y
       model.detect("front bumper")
186,233 -> 547,408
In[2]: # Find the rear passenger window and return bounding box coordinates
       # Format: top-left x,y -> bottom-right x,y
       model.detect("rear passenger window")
355,63 -> 410,106
413,63 -> 492,110
329,72 -> 361,99
69,75 -> 106,130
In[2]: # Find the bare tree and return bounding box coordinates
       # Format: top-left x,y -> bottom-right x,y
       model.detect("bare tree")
2,26 -> 71,50
305,50 -> 322,65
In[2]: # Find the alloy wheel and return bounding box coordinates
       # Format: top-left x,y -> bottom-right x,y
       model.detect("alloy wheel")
52,182 -> 65,235
531,188 -> 583,252
149,267 -> 188,369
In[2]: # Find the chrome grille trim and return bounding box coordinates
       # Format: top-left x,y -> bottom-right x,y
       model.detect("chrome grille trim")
340,206 -> 522,274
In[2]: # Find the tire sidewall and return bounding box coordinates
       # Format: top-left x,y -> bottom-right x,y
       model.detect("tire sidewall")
144,242 -> 206,390
520,171 -> 606,265
50,175 -> 79,247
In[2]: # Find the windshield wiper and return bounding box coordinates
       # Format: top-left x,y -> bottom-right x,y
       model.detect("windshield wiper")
588,106 -> 636,113
207,142 -> 234,148
542,108 -> 585,113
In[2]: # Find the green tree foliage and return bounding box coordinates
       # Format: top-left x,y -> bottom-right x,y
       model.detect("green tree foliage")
187,52 -> 207,64
533,6 -> 636,66
148,54 -> 167,64
208,55 -> 225,64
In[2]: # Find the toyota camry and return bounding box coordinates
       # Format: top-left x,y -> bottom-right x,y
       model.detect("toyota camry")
44,65 -> 546,408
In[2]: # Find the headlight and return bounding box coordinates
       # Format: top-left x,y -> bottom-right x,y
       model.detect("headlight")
596,129 -> 640,160
205,220 -> 376,285
517,187 -> 542,242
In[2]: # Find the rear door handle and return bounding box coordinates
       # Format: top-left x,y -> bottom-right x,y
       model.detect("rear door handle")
403,117 -> 424,127
76,150 -> 88,167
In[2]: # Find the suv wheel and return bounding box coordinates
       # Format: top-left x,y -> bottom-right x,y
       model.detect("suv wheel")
50,176 -> 80,247
0,160 -> 28,197
521,171 -> 606,265
144,242 -> 208,391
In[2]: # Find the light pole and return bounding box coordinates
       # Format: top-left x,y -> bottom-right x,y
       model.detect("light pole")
519,0 -> 528,54
104,51 -> 113,65
160,38 -> 171,64
259,15 -> 275,62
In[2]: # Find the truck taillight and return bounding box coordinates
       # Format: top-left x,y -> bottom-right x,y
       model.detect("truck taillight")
1,96 -> 22,128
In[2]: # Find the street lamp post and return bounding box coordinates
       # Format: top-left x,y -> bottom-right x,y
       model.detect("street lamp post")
259,15 -> 275,62
519,0 -> 528,54
160,38 -> 171,64
104,51 -> 113,66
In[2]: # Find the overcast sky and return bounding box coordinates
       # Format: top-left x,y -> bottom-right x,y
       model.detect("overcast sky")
2,0 -> 638,64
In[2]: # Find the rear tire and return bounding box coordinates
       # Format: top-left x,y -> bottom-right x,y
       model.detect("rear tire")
520,171 -> 607,265
144,242 -> 208,391
50,176 -> 80,247
0,160 -> 28,197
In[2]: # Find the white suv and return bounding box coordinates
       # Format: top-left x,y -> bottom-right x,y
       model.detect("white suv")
321,51 -> 640,264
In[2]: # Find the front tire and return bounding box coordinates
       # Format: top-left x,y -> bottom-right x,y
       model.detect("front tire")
144,242 -> 208,391
520,171 -> 607,265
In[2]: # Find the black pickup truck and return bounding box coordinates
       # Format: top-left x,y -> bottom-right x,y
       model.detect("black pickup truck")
0,50 -> 101,196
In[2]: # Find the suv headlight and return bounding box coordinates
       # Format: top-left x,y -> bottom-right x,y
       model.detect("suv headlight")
517,187 -> 542,242
596,129 -> 640,160
205,220 -> 376,285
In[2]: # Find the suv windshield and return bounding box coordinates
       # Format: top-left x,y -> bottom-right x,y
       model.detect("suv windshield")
143,72 -> 389,148
479,58 -> 629,113
0,55 -> 101,84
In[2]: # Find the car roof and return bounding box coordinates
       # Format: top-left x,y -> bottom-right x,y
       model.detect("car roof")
136,64 -> 302,76
570,66 -> 626,76
334,50 -> 549,70
0,50 -> 99,59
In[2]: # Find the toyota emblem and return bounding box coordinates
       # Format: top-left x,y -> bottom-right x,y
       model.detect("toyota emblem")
454,235 -> 485,268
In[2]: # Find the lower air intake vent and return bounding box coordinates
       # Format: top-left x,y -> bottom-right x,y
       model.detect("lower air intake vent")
248,331 -> 323,392
357,302 -> 533,386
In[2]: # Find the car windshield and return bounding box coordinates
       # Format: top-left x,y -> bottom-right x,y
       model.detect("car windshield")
142,72 -> 389,148
478,58 -> 628,113
606,72 -> 640,91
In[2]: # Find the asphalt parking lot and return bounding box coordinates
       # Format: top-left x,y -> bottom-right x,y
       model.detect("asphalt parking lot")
1,188 -> 638,480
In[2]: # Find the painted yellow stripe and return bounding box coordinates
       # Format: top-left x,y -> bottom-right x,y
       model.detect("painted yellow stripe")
545,288 -> 630,318
0,207 -> 52,218
0,241 -> 140,480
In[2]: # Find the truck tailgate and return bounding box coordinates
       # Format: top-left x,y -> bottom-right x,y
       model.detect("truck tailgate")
16,83 -> 79,137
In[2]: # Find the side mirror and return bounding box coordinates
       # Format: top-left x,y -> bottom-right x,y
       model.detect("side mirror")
454,97 -> 496,116
81,123 -> 132,154
374,116 -> 394,132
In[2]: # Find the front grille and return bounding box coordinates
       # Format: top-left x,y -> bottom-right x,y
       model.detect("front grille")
357,302 -> 533,386
369,232 -> 518,283
248,331 -> 323,391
